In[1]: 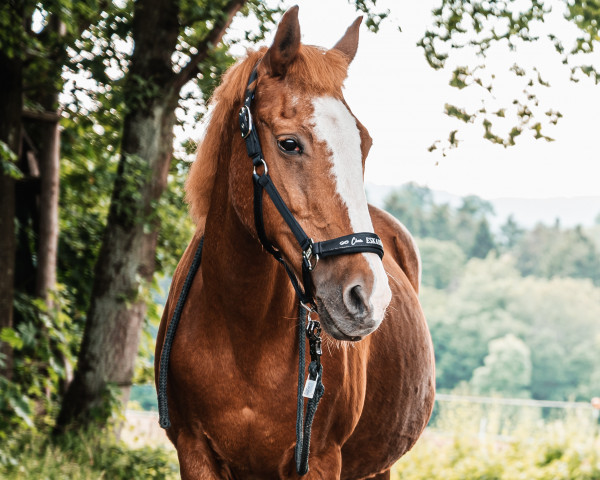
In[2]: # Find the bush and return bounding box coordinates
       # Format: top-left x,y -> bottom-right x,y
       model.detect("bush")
393,403 -> 600,480
0,430 -> 179,479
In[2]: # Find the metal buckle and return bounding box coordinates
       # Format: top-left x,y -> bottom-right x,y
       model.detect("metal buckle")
252,158 -> 268,175
240,105 -> 253,139
302,240 -> 318,271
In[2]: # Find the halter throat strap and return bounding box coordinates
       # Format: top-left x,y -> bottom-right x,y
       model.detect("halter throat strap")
238,66 -> 384,305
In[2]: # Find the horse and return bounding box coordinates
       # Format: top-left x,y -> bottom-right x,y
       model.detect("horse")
155,6 -> 435,479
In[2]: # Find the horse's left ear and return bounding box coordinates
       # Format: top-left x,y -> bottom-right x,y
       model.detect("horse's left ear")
332,16 -> 362,63
263,5 -> 301,77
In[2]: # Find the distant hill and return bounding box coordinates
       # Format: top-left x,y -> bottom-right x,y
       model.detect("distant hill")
366,182 -> 600,229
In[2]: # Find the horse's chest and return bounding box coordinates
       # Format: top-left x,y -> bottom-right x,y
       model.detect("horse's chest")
172,330 -> 365,472
172,336 -> 302,464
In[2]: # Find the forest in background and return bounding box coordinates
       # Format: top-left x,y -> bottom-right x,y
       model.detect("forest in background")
385,183 -> 600,401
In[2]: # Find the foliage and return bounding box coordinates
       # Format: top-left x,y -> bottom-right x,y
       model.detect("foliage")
469,218 -> 496,258
418,237 -> 466,289
0,429 -> 178,479
515,223 -> 600,285
384,183 -> 600,284
512,276 -> 600,400
384,183 -> 434,237
424,256 -> 600,401
393,401 -> 600,480
384,183 -> 600,401
420,0 -> 600,153
384,183 -> 496,259
0,141 -> 23,180
129,384 -> 159,411
58,109 -> 120,323
470,334 -> 532,397
499,214 -> 525,249
0,289 -> 78,437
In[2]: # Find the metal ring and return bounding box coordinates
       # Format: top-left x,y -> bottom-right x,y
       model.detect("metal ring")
253,158 -> 268,175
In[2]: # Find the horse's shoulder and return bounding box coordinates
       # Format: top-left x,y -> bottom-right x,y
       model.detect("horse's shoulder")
368,204 -> 421,294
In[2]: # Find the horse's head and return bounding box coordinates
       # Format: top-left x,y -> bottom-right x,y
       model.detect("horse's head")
189,7 -> 392,341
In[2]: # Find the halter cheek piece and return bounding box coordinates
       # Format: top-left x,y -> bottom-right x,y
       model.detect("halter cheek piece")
238,66 -> 384,308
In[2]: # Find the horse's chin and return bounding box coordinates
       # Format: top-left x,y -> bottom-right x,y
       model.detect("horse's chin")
315,298 -> 379,342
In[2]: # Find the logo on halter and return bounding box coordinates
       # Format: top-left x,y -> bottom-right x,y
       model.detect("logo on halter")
351,236 -> 364,246
366,237 -> 382,246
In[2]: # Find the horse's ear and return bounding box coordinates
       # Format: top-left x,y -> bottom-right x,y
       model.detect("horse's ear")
332,16 -> 362,63
262,5 -> 301,77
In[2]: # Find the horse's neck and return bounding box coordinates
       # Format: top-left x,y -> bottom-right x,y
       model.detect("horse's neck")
201,189 -> 297,333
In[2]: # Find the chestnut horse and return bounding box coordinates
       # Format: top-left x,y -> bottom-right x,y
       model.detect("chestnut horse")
155,7 -> 435,479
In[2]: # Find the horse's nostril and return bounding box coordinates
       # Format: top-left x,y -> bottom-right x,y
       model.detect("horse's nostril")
344,284 -> 368,317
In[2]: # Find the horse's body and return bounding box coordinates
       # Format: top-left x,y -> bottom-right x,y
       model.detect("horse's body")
155,8 -> 434,479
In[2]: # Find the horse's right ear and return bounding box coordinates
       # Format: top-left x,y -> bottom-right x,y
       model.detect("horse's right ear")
262,5 -> 301,77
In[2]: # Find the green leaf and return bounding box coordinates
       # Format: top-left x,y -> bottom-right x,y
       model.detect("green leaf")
0,141 -> 23,180
7,395 -> 34,428
0,328 -> 24,350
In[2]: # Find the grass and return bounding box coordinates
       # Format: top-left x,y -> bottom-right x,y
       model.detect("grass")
0,429 -> 179,480
393,401 -> 600,480
3,403 -> 598,479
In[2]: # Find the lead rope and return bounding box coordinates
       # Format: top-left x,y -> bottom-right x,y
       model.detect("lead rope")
158,237 -> 204,429
295,305 -> 325,475
157,238 -> 323,476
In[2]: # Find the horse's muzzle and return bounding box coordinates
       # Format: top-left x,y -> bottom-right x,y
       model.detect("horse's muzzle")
314,254 -> 391,341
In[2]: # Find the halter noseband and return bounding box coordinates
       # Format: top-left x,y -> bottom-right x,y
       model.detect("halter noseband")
238,66 -> 384,308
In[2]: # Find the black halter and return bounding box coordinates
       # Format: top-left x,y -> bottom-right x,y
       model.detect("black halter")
238,66 -> 384,308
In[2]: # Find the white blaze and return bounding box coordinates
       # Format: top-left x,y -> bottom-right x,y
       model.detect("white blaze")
310,96 -> 391,320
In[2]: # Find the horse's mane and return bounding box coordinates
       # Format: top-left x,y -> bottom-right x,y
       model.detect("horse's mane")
185,45 -> 350,228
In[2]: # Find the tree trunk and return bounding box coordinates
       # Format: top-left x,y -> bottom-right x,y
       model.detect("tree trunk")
55,0 -> 245,431
34,109 -> 60,303
55,0 -> 182,429
56,97 -> 179,428
30,14 -> 64,306
0,48 -> 23,380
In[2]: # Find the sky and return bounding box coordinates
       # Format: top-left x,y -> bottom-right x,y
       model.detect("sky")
207,0 -> 600,200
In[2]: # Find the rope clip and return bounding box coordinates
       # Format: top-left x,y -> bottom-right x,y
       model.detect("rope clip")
307,319 -> 322,360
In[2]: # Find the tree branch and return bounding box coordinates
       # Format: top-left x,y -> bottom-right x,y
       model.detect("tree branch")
22,108 -> 62,122
173,0 -> 246,92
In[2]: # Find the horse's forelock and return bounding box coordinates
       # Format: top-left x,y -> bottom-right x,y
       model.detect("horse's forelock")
282,45 -> 349,95
185,45 -> 350,228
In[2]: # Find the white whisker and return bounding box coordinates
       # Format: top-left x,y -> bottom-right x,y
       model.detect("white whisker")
386,271 -> 402,289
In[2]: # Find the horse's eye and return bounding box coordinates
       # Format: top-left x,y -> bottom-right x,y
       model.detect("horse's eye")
277,138 -> 302,154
